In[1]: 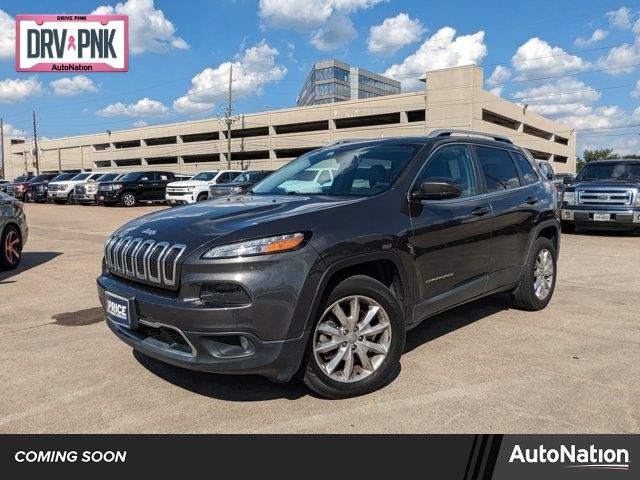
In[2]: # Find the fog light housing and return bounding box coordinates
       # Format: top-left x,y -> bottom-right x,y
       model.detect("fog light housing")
200,282 -> 251,306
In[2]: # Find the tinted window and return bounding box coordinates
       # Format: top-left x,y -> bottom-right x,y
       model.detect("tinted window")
512,153 -> 539,185
97,173 -> 118,181
157,173 -> 171,181
475,146 -> 522,192
118,172 -> 142,182
71,173 -> 91,181
576,162 -> 640,181
192,172 -> 217,181
51,173 -> 76,182
417,145 -> 478,198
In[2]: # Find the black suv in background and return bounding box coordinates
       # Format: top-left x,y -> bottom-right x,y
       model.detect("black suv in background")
99,130 -> 560,398
561,158 -> 640,232
97,171 -> 175,207
24,173 -> 61,203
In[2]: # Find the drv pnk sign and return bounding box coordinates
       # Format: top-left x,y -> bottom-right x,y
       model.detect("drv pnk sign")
16,15 -> 128,72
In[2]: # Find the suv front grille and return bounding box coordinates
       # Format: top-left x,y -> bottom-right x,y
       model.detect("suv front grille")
74,185 -> 86,195
135,322 -> 193,355
6,185 -> 15,196
577,189 -> 635,206
104,235 -> 186,288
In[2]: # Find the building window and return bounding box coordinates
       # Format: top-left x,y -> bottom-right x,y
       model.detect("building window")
315,66 -> 350,82
315,82 -> 350,97
358,75 -> 400,94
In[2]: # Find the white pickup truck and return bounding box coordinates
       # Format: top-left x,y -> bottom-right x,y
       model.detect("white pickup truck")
47,172 -> 108,204
165,170 -> 242,205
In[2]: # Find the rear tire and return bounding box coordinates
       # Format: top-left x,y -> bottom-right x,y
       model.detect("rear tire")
561,221 -> 575,234
302,275 -> 405,399
512,237 -> 557,311
0,225 -> 22,270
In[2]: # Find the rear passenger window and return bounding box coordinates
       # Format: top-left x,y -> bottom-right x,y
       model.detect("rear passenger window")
474,146 -> 522,192
512,153 -> 539,185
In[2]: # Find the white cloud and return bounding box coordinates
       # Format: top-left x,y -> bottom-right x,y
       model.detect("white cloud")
49,76 -> 98,96
258,0 -> 385,50
132,120 -> 148,127
606,6 -> 632,29
597,42 -> 640,74
310,15 -> 357,51
96,97 -> 169,117
0,77 -> 43,103
174,41 -> 287,115
1,122 -> 25,138
574,28 -> 608,48
92,0 -> 188,54
512,78 -> 601,117
384,27 -> 487,91
486,65 -> 511,97
511,37 -> 590,80
560,105 -> 640,130
368,13 -> 425,56
0,9 -> 14,59
632,80 -> 640,98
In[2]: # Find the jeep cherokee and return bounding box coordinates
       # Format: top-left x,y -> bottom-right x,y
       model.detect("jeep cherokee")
98,130 -> 560,398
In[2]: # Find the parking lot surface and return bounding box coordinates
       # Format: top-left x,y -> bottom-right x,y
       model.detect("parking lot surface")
1,203 -> 639,433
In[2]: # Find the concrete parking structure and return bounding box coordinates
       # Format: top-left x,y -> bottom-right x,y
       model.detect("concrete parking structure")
0,204 -> 638,432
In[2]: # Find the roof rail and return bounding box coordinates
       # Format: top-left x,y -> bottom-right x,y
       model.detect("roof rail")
324,139 -> 362,147
428,129 -> 513,145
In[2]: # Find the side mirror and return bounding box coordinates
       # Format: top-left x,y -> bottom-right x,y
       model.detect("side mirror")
412,180 -> 462,201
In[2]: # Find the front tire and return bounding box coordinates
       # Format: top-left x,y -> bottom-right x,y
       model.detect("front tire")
0,225 -> 22,270
121,192 -> 136,207
512,237 -> 557,311
196,192 -> 208,202
302,275 -> 405,399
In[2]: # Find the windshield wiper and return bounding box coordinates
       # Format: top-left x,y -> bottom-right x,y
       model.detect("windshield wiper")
484,173 -> 508,190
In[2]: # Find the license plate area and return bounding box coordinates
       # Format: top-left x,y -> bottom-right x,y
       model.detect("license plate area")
593,213 -> 611,221
105,291 -> 136,328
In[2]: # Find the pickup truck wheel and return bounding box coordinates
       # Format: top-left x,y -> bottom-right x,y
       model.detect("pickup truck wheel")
0,225 -> 22,270
561,221 -> 575,234
303,275 -> 405,399
121,192 -> 136,207
67,192 -> 74,204
196,192 -> 208,202
512,237 -> 557,311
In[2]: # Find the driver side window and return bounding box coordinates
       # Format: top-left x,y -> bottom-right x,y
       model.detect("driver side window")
416,145 -> 478,199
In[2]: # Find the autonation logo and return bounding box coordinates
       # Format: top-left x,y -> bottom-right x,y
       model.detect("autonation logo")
509,444 -> 630,471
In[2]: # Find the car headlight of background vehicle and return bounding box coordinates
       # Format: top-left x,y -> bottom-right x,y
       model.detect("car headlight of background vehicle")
111,183 -> 123,190
37,184 -> 45,191
563,191 -> 576,205
202,233 -> 306,259
58,184 -> 68,191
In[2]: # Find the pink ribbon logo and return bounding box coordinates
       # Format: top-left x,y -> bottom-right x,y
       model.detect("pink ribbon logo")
67,35 -> 77,50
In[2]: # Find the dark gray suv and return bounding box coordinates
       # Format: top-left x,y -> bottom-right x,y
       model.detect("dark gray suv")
98,130 -> 560,398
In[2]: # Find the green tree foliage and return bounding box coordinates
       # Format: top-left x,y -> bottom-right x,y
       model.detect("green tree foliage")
576,148 -> 618,172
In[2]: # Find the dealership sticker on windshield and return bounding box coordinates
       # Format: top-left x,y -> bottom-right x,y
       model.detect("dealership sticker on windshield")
16,15 -> 128,72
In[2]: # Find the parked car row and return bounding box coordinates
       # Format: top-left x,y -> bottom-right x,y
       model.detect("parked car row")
0,170 -> 274,208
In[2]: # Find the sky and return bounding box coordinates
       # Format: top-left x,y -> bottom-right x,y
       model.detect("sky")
1,0 -> 640,156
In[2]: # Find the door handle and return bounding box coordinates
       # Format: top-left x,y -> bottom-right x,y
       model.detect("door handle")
524,196 -> 539,205
471,206 -> 491,216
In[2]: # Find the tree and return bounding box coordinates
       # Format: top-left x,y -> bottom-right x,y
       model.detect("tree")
576,148 -> 618,172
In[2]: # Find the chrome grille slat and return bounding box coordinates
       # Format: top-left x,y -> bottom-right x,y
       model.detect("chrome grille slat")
105,234 -> 185,289
577,189 -> 634,206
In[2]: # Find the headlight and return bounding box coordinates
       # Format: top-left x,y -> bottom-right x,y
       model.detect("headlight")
111,183 -> 123,190
563,191 -> 576,205
202,232 -> 306,259
37,185 -> 45,191
58,184 -> 68,190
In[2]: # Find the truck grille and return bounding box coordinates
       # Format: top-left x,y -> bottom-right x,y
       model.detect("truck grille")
47,184 -> 61,192
6,185 -> 15,196
74,185 -> 86,195
577,189 -> 634,206
104,235 -> 187,288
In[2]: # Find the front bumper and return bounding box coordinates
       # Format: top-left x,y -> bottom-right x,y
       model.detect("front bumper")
561,207 -> 640,229
31,189 -> 48,202
96,190 -> 120,203
96,246 -> 321,380
166,193 -> 195,205
48,190 -> 71,200
75,193 -> 97,203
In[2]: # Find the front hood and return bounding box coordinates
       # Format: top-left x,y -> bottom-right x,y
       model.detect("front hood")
167,180 -> 208,187
113,194 -> 363,249
570,180 -> 640,189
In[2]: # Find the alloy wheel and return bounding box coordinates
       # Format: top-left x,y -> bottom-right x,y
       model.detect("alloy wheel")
533,248 -> 554,300
122,193 -> 135,207
4,230 -> 21,266
313,295 -> 391,383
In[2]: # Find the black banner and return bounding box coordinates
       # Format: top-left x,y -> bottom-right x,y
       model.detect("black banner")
0,435 -> 635,479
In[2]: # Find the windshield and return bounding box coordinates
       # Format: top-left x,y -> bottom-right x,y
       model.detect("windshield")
51,173 -> 75,182
97,173 -> 118,182
191,172 -> 217,181
71,173 -> 91,181
29,175 -> 50,183
252,143 -> 420,196
117,172 -> 144,182
232,171 -> 268,183
576,162 -> 640,181
14,175 -> 29,182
